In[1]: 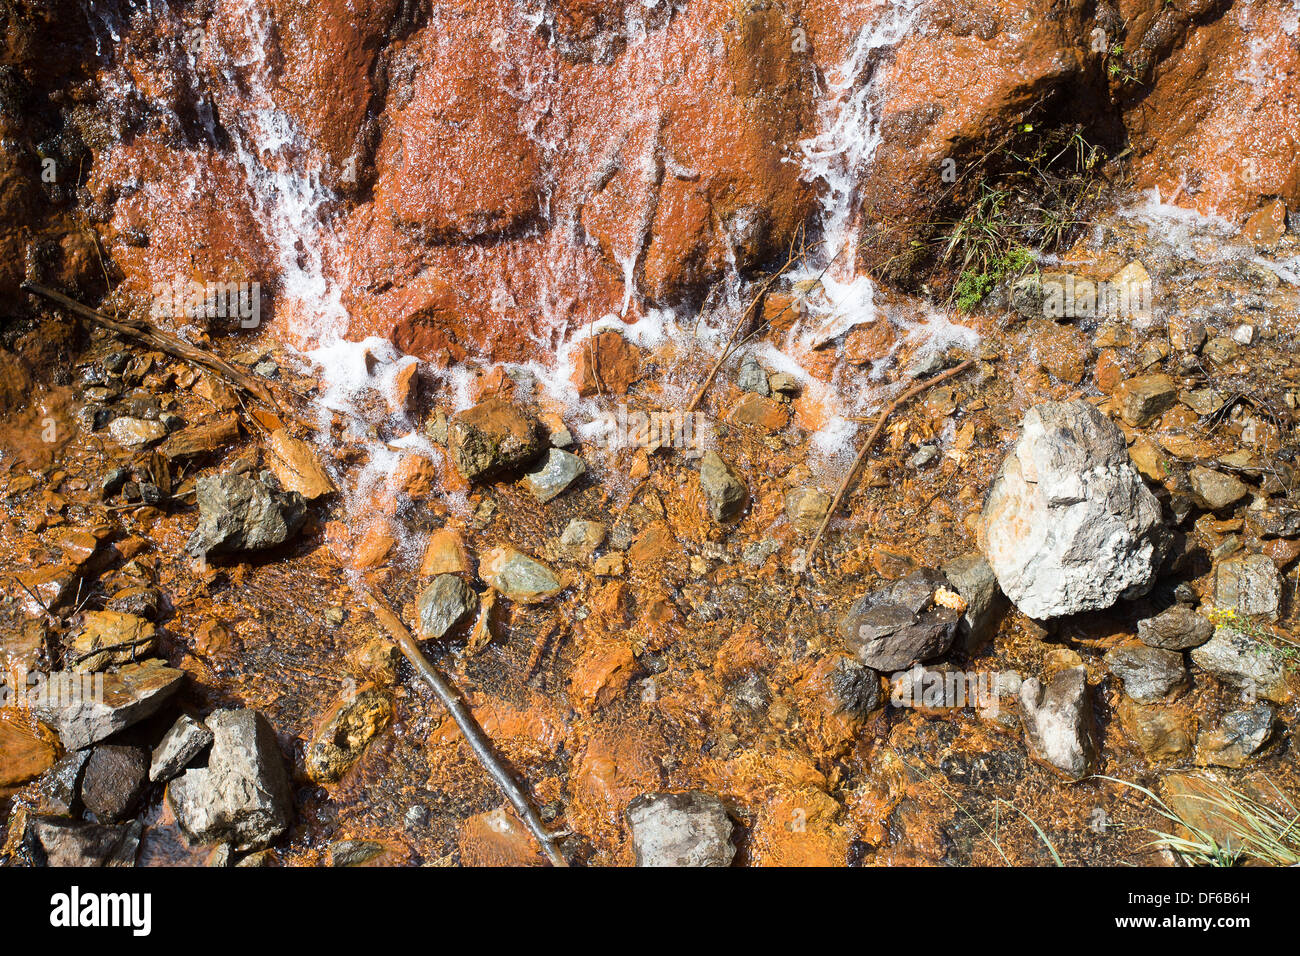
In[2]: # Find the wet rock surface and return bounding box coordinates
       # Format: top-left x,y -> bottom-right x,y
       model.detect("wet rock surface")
698,452 -> 747,523
522,448 -> 586,503
1,0 -> 1299,872
187,472 -> 307,558
626,792 -> 735,867
168,709 -> 293,852
1103,644 -> 1188,704
1019,667 -> 1096,780
839,570 -> 960,672
448,398 -> 542,481
1137,605 -> 1214,651
80,745 -> 149,823
1190,628 -> 1291,704
416,575 -> 480,640
24,817 -> 143,867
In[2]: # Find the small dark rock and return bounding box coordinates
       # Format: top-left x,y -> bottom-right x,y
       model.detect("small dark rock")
1103,643 -> 1188,703
80,745 -> 149,823
1137,605 -> 1214,650
839,569 -> 959,672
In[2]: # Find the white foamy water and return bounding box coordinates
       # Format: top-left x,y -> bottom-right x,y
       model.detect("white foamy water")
100,0 -> 980,524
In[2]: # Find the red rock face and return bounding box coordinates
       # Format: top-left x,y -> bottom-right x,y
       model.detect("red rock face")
1121,1 -> 1300,217
3,0 -> 1298,360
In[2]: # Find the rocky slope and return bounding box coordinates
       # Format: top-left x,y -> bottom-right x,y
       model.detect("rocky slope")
1,0 -> 1299,867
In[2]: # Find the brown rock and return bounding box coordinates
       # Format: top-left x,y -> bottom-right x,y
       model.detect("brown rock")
447,398 -> 542,481
68,611 -> 157,672
0,714 -> 58,790
844,321 -> 897,365
1114,374 -> 1177,427
727,392 -> 790,432
160,415 -> 241,460
420,529 -> 470,577
266,429 -> 336,500
305,685 -> 394,784
572,331 -> 643,396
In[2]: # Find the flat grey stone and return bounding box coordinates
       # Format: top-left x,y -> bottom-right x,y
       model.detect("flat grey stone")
626,792 -> 735,867
34,659 -> 186,751
415,574 -> 479,639
523,448 -> 586,503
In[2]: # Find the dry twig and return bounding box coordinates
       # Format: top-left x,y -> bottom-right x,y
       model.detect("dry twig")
805,359 -> 976,566
355,586 -> 568,867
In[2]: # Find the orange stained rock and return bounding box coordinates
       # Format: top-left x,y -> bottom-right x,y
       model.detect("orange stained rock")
569,641 -> 637,714
419,528 -> 470,577
727,392 -> 790,433
351,521 -> 397,571
627,520 -> 676,565
458,807 -> 547,867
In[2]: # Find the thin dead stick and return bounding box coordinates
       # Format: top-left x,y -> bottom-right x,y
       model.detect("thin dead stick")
805,359 -> 976,566
355,586 -> 568,867
685,233 -> 805,414
20,281 -> 304,425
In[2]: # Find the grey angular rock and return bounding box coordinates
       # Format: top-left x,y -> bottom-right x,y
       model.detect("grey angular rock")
34,659 -> 186,751
1103,644 -> 1188,703
941,552 -> 1005,652
1189,466 -> 1250,511
416,575 -> 479,639
560,519 -> 606,556
1019,667 -> 1096,779
839,569 -> 960,672
1214,553 -> 1281,622
186,472 -> 307,557
981,400 -> 1167,619
25,817 -> 142,867
736,354 -> 770,396
1196,704 -> 1275,768
1137,605 -> 1215,650
1190,627 -> 1290,703
150,714 -> 214,782
168,709 -> 292,852
626,792 -> 735,867
480,547 -> 564,603
699,451 -> 746,523
81,745 -> 149,823
522,448 -> 586,503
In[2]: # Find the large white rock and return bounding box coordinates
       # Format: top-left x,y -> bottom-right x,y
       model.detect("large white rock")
982,400 -> 1166,619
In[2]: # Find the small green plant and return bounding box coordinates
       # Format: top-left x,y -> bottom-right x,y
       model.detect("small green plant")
930,125 -> 1106,312
1102,775 -> 1300,867
1208,606 -> 1300,665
